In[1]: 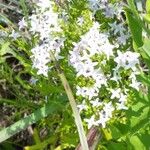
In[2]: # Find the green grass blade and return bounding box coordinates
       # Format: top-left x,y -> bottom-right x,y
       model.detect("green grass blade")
0,103 -> 61,143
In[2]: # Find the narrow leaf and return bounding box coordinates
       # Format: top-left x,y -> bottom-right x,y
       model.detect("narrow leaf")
125,10 -> 143,48
146,0 -> 150,13
130,136 -> 145,150
141,38 -> 150,58
0,103 -> 61,143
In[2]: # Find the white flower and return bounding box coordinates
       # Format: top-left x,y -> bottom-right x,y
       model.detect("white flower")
37,65 -> 49,77
116,93 -> 128,110
36,0 -> 52,11
76,86 -> 99,100
72,22 -> 115,59
111,68 -> 121,82
130,79 -> 141,91
96,102 -> 114,127
110,88 -> 121,99
96,113 -> 107,128
29,10 -> 61,40
114,51 -> 140,70
109,22 -> 126,35
30,37 -> 63,77
117,33 -> 130,45
118,93 -> 127,103
77,100 -> 88,112
25,1 -> 64,77
104,4 -> 116,18
90,98 -> 103,107
18,17 -> 27,30
104,3 -> 124,19
30,77 -> 38,85
88,0 -> 100,11
116,102 -> 128,110
70,22 -> 114,103
88,0 -> 109,12
75,60 -> 97,77
77,17 -> 84,26
101,0 -> 108,3
99,42 -> 115,59
84,115 -> 97,129
92,70 -> 107,88
109,21 -> 130,45
31,44 -> 50,76
103,102 -> 114,118
9,30 -> 20,39
70,22 -> 113,80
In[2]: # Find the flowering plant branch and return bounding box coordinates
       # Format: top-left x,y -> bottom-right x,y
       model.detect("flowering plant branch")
0,0 -> 150,149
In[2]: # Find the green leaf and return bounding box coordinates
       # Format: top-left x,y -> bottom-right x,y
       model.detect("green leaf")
141,38 -> 150,57
19,0 -> 29,16
24,136 -> 56,150
0,41 -> 16,64
146,0 -> 150,14
125,10 -> 143,48
0,142 -> 16,150
0,41 -> 13,63
0,102 -> 62,143
109,125 -> 122,140
125,1 -> 150,37
130,136 -> 145,150
134,90 -> 149,104
138,132 -> 150,149
144,14 -> 150,24
107,141 -> 126,150
0,42 -> 11,56
33,128 -> 41,144
138,39 -> 150,69
127,0 -> 137,12
137,74 -> 150,87
115,122 -> 130,135
130,106 -> 150,135
15,73 -> 32,90
137,38 -> 150,69
36,80 -> 64,95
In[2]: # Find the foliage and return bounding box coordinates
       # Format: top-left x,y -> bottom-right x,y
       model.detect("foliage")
0,0 -> 150,149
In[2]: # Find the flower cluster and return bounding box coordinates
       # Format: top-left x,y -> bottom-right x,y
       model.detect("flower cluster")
18,0 -> 64,77
70,22 -> 114,100
88,0 -> 130,46
17,0 -> 142,129
70,21 -> 141,128
88,0 -> 123,17
85,102 -> 114,128
30,38 -> 64,76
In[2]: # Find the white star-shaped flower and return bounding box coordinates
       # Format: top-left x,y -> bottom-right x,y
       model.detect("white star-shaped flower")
110,88 -> 121,99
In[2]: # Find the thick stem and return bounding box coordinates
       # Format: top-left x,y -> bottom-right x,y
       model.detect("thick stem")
59,73 -> 89,150
50,51 -> 89,150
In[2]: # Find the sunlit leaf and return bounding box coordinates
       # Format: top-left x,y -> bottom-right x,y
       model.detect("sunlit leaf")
146,0 -> 150,14
130,136 -> 145,150
0,102 -> 62,143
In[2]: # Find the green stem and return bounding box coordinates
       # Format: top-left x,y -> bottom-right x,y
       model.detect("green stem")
59,73 -> 89,150
50,51 -> 89,150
